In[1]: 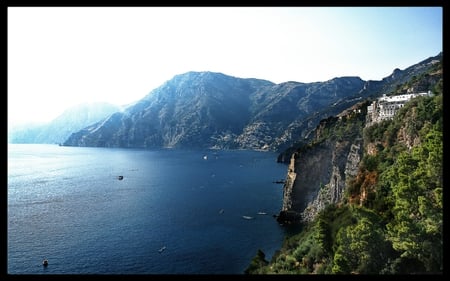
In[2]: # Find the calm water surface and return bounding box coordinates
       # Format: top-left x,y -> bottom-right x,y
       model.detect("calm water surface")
8,144 -> 289,274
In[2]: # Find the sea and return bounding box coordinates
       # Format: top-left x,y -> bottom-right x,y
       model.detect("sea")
7,144 -> 292,275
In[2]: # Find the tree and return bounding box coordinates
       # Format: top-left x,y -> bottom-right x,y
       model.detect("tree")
332,215 -> 388,274
386,127 -> 443,272
244,249 -> 269,274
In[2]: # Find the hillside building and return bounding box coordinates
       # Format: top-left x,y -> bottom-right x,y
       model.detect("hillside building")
366,91 -> 431,126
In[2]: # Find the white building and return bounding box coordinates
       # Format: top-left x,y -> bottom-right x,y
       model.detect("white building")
366,91 -> 431,126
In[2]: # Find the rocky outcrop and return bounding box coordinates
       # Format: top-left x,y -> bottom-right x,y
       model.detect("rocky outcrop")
301,140 -> 362,222
275,53 -> 443,223
278,102 -> 367,223
279,151 -> 298,213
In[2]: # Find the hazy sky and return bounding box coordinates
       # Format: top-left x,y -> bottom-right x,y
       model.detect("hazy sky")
8,7 -> 442,126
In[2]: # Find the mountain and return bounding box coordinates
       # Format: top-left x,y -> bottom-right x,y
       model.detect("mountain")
63,73 -> 369,150
245,54 -> 443,274
63,53 -> 442,151
8,102 -> 122,144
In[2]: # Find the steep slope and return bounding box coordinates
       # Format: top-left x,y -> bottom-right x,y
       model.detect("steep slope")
64,72 -> 271,148
277,54 -> 442,223
277,102 -> 367,223
246,55 -> 443,274
276,51 -> 443,161
241,77 -> 367,151
63,72 -> 367,150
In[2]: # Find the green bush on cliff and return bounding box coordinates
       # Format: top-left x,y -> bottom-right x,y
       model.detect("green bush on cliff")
246,76 -> 443,274
245,249 -> 270,274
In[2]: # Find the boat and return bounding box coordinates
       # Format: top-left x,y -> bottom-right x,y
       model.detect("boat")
158,246 -> 166,253
42,259 -> 48,267
242,216 -> 254,220
203,155 -> 208,160
257,212 -> 267,215
117,176 -> 124,180
272,180 -> 286,184
219,209 -> 225,214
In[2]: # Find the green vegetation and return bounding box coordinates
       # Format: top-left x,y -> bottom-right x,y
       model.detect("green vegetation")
246,73 -> 443,274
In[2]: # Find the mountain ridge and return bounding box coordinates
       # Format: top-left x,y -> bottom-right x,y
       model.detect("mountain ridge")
63,72 -> 369,150
10,52 -> 442,151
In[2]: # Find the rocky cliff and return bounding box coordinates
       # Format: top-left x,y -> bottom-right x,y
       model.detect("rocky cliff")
246,53 -> 443,274
276,52 -> 443,223
278,102 -> 367,223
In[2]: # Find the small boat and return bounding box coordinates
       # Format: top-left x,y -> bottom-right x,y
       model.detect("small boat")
219,209 -> 225,214
42,259 -> 48,267
242,216 -> 254,220
158,246 -> 166,253
257,212 -> 267,215
203,155 -> 208,160
273,180 -> 286,184
117,176 -> 124,180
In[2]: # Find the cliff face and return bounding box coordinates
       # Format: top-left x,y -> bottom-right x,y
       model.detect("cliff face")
301,140 -> 362,222
276,53 -> 443,223
278,103 -> 367,223
248,54 -> 443,275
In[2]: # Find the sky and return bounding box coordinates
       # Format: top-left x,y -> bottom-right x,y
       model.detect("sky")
7,6 -> 443,127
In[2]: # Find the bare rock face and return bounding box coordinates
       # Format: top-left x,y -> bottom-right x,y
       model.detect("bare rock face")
278,103 -> 366,223
301,140 -> 362,222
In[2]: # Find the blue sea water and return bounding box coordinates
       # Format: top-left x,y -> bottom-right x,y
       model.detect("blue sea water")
7,144 -> 289,274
